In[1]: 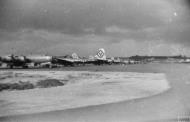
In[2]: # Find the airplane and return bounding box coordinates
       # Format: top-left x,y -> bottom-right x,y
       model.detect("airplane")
25,55 -> 53,68
0,55 -> 30,68
111,57 -> 127,65
0,54 -> 53,68
52,53 -> 84,66
86,48 -> 111,65
179,58 -> 190,63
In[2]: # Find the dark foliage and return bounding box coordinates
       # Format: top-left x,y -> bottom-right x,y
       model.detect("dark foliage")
0,81 -> 34,91
36,79 -> 64,88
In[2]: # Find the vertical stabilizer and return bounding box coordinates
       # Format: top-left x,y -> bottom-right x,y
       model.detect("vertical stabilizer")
95,48 -> 106,60
72,53 -> 79,59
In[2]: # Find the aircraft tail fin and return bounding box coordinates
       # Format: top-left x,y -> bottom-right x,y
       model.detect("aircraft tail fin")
95,48 -> 106,60
72,53 -> 79,59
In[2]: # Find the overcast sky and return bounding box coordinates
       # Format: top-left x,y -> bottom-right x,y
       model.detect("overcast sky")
0,0 -> 190,57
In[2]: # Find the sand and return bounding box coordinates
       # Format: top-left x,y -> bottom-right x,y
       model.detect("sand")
0,70 -> 170,118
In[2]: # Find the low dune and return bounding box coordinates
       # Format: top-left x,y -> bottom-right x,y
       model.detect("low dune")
0,71 -> 170,117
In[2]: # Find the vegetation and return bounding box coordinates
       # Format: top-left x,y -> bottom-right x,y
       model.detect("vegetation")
36,79 -> 64,88
0,81 -> 34,91
0,79 -> 65,91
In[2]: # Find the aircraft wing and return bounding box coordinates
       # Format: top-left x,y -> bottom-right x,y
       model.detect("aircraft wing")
85,59 -> 110,65
53,57 -> 77,66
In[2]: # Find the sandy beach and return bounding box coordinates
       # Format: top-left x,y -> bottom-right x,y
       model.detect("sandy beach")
0,70 -> 169,117
0,64 -> 189,122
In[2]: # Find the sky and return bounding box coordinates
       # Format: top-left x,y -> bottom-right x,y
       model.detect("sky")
0,0 -> 190,57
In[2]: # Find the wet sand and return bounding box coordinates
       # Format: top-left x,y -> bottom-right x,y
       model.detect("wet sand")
0,64 -> 189,122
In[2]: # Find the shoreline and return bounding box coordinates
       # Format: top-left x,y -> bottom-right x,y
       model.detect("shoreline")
0,70 -> 170,117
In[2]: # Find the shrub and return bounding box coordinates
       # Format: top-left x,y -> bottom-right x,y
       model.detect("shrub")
36,79 -> 64,88
15,81 -> 34,90
0,82 -> 34,91
0,79 -> 64,92
0,83 -> 10,91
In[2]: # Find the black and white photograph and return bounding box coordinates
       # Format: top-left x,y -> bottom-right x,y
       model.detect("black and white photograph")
0,0 -> 190,121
